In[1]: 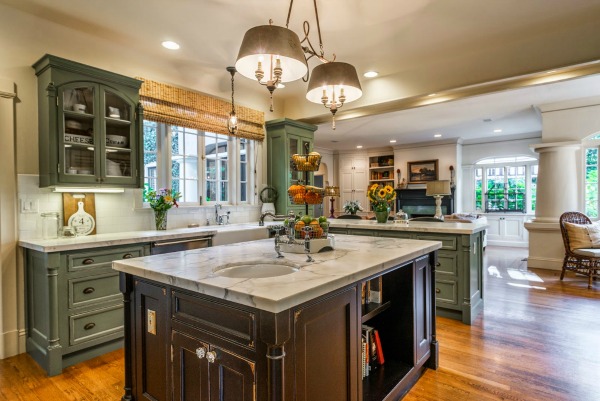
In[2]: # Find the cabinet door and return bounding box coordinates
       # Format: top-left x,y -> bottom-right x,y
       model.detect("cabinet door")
414,256 -> 432,366
293,287 -> 358,401
59,83 -> 98,184
208,345 -> 256,401
101,87 -> 138,186
135,280 -> 169,401
172,330 -> 210,401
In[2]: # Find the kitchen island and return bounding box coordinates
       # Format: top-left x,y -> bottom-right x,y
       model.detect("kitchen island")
113,234 -> 441,401
328,220 -> 487,325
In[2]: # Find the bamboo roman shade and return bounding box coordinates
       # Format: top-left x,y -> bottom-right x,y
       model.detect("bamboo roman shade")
137,77 -> 265,141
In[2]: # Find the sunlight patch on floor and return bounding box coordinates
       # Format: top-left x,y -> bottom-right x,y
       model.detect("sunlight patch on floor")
507,282 -> 546,290
507,269 -> 544,282
487,265 -> 502,278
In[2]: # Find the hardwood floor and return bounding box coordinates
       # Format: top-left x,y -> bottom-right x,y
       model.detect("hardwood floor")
1,246 -> 598,400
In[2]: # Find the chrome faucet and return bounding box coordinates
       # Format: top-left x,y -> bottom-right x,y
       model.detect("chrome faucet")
272,225 -> 286,258
214,204 -> 230,225
259,210 -> 296,226
303,226 -> 314,262
215,204 -> 221,223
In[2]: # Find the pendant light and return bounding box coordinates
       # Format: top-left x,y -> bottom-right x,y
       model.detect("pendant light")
235,20 -> 308,112
226,66 -> 238,135
306,62 -> 362,130
235,0 -> 363,119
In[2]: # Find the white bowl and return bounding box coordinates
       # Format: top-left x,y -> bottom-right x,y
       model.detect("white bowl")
106,135 -> 128,147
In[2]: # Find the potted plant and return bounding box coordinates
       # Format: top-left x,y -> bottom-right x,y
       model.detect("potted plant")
367,184 -> 396,223
145,187 -> 181,230
343,200 -> 363,215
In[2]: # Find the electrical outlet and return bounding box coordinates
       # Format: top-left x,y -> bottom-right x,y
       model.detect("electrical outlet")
20,198 -> 39,214
147,309 -> 156,335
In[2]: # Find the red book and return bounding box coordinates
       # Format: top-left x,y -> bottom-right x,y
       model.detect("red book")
374,330 -> 385,365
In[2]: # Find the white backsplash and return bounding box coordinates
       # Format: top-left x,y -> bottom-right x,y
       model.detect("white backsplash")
18,175 -> 261,240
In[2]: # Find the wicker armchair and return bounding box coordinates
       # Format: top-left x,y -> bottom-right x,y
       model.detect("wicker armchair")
559,211 -> 600,289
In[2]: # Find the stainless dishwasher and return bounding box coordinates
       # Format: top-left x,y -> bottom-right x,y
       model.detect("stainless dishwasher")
150,236 -> 212,255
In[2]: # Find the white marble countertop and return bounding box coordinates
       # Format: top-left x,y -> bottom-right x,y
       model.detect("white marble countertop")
328,219 -> 488,234
18,223 -> 276,253
112,235 -> 441,313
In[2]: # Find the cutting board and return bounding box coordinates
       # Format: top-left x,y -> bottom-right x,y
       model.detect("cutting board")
62,193 -> 97,235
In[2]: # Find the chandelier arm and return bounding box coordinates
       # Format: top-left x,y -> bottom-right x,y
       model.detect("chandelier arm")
286,0 -> 295,28
312,0 -> 324,54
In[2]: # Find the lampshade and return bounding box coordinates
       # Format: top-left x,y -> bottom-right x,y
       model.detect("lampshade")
325,185 -> 340,197
306,62 -> 363,104
426,180 -> 451,196
235,24 -> 308,83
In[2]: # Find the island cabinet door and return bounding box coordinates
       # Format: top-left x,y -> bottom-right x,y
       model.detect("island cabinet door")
414,256 -> 432,366
292,286 -> 359,401
172,330 -> 256,401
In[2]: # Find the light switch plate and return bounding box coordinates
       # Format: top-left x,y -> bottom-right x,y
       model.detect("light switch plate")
147,309 -> 156,335
20,198 -> 39,214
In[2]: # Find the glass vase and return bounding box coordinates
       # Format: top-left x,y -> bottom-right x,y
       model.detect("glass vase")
375,210 -> 389,223
154,209 -> 168,230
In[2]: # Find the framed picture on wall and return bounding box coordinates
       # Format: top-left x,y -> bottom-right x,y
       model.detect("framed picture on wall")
407,159 -> 439,184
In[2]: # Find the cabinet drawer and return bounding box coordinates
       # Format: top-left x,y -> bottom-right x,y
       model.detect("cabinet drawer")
380,231 -> 412,239
172,291 -> 256,349
69,273 -> 121,309
67,246 -> 143,273
435,279 -> 458,305
415,234 -> 457,250
436,251 -> 458,276
69,304 -> 124,346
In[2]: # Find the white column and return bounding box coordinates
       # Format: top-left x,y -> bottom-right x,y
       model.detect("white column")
525,141 -> 580,270
0,78 -> 19,358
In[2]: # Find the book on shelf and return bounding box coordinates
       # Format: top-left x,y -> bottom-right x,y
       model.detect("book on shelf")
361,333 -> 368,378
374,329 -> 385,365
368,276 -> 382,304
361,282 -> 370,305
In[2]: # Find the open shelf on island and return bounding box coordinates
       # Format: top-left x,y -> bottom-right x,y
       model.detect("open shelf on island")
362,359 -> 414,401
361,301 -> 391,323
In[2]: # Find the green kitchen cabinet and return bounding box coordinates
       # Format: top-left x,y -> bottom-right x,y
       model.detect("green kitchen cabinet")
266,118 -> 318,217
33,54 -> 143,188
24,243 -> 150,376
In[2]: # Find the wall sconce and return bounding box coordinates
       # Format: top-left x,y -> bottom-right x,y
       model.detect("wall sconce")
226,66 -> 238,135
426,180 -> 451,220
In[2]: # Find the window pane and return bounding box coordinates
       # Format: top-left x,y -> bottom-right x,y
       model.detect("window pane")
206,181 -> 216,202
240,162 -> 247,182
220,181 -> 228,202
220,160 -> 228,181
585,148 -> 598,218
204,132 -> 229,203
474,167 -> 483,210
184,179 -> 198,203
185,132 -> 198,157
240,183 -> 247,202
530,164 -> 538,211
206,159 -> 216,180
184,158 -> 198,180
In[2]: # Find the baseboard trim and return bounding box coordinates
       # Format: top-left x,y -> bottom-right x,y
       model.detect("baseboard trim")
487,240 -> 528,248
527,256 -> 563,271
0,329 -> 21,359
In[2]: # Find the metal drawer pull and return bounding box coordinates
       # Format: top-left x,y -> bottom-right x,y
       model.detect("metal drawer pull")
122,253 -> 133,259
83,287 -> 95,294
84,322 -> 96,330
196,347 -> 206,359
82,258 -> 94,265
435,288 -> 441,294
206,351 -> 217,363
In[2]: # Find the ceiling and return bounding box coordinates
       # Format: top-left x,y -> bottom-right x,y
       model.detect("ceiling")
3,0 -> 600,150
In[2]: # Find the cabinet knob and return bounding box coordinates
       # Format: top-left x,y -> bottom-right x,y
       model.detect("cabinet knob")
435,288 -> 441,294
83,287 -> 95,294
206,351 -> 217,363
84,322 -> 96,330
195,347 -> 206,359
83,258 -> 94,265
123,253 -> 133,259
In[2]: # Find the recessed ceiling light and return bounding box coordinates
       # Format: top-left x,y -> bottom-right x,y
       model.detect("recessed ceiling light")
493,129 -> 502,133
389,139 -> 397,143
356,145 -> 363,149
162,41 -> 180,50
434,133 -> 442,138
428,93 -> 437,97
363,71 -> 378,78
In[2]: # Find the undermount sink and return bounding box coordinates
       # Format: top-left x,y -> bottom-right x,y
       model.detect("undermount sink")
214,261 -> 300,279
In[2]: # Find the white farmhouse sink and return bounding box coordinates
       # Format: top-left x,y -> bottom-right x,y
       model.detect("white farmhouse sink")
214,261 -> 299,279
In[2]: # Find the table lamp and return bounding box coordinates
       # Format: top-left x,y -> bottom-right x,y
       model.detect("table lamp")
426,180 -> 451,220
324,185 -> 340,218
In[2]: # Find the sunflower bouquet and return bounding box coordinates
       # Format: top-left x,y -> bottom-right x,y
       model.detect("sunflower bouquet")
367,184 -> 396,212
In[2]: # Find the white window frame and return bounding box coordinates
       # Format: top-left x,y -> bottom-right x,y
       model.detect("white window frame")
474,158 -> 538,214
142,121 -> 254,207
583,141 -> 600,219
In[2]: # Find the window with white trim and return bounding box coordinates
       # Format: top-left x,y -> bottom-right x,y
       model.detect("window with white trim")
584,145 -> 598,218
474,156 -> 538,214
143,121 -> 254,205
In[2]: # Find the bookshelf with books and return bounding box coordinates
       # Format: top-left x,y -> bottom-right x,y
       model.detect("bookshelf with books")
360,254 -> 436,401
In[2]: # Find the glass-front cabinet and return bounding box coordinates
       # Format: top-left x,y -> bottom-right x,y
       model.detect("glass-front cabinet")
34,54 -> 143,188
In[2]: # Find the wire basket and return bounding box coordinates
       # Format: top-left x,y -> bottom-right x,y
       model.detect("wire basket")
290,153 -> 321,171
288,185 -> 324,205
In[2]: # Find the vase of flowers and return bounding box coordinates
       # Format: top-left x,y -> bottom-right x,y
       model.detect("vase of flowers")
368,184 -> 396,223
343,200 -> 363,215
145,187 -> 181,230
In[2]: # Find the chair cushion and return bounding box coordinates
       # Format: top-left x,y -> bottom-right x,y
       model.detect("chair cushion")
564,221 -> 600,251
572,248 -> 600,257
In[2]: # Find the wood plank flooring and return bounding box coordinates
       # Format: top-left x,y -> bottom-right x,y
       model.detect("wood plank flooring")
1,246 -> 598,400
